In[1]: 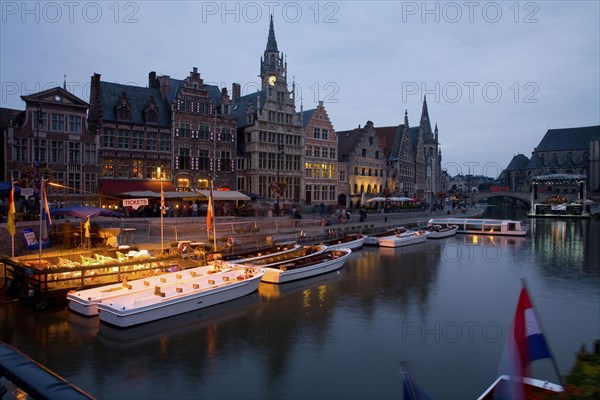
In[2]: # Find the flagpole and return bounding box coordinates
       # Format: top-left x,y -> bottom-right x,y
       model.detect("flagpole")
39,179 -> 43,266
520,278 -> 566,388
210,179 -> 216,252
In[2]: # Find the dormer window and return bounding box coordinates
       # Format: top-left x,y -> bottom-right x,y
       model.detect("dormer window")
115,92 -> 132,121
143,96 -> 159,124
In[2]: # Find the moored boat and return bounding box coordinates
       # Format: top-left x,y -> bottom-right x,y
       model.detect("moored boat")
221,242 -> 300,263
378,230 -> 428,248
424,224 -> 458,239
241,245 -> 327,267
97,266 -> 264,328
319,233 -> 366,250
259,248 -> 352,284
67,264 -> 230,317
364,227 -> 407,246
427,218 -> 528,236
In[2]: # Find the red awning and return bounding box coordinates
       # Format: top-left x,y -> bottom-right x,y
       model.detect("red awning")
99,179 -> 176,198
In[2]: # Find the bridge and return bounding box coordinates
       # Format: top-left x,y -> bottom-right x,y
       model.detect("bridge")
472,191 -> 531,208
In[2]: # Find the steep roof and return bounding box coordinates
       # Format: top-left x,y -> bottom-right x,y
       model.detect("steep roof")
98,81 -> 171,127
375,126 -> 399,159
505,154 -> 529,170
525,152 -> 544,169
337,127 -> 365,162
232,90 -> 267,129
301,108 -> 316,129
535,125 -> 600,152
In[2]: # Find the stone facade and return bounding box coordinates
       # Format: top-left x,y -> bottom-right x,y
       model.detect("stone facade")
337,121 -> 387,207
301,101 -> 338,206
3,86 -> 98,204
233,16 -> 304,205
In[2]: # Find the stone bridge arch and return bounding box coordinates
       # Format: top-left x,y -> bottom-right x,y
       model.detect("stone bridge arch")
472,191 -> 531,209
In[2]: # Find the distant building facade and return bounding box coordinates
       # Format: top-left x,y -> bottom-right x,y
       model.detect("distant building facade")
3,86 -> 98,204
496,125 -> 600,192
301,101 -> 338,206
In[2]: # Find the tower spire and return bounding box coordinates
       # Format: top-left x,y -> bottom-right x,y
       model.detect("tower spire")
420,95 -> 433,140
266,14 -> 278,52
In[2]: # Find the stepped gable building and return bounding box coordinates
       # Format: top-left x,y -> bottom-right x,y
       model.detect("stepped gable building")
301,100 -> 339,206
233,16 -> 304,202
337,121 -> 387,207
496,125 -> 600,192
148,68 -> 237,191
3,86 -> 98,204
89,73 -> 174,199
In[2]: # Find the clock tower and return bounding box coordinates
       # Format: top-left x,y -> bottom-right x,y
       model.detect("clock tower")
260,15 -> 286,90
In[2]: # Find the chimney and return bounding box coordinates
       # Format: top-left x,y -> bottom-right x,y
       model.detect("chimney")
148,71 -> 157,88
159,75 -> 170,100
232,83 -> 241,101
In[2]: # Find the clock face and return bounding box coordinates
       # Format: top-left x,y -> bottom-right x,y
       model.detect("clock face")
268,75 -> 276,86
53,95 -> 62,102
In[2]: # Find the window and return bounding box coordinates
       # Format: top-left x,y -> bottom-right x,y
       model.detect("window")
50,140 -> 65,164
178,123 -> 191,138
132,131 -> 143,150
329,148 -> 336,159
33,111 -> 47,130
305,162 -> 313,178
306,145 -> 313,157
314,127 -> 321,139
33,139 -> 46,163
198,125 -> 210,140
220,128 -> 233,143
102,159 -> 114,177
68,115 -> 82,133
362,149 -> 367,157
339,170 -> 346,182
259,152 -> 267,169
322,128 -> 329,140
103,128 -> 115,148
259,175 -> 268,198
160,133 -> 170,152
51,113 -> 65,132
14,138 -> 27,162
118,129 -> 129,149
132,159 -> 143,178
179,148 -> 191,170
217,150 -> 232,171
198,150 -> 210,171
314,146 -> 321,158
68,142 -> 80,164
375,150 -> 379,159
147,133 -> 157,151
84,143 -> 95,164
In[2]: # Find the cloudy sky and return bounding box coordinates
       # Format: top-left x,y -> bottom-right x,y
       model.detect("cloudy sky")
1,1 -> 599,178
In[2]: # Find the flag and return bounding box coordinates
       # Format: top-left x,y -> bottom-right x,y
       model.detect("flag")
497,285 -> 552,399
160,189 -> 166,215
206,186 -> 214,230
512,286 -> 551,375
6,183 -> 16,236
41,183 -> 52,241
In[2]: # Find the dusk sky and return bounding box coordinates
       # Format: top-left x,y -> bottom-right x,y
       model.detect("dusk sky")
1,1 -> 599,178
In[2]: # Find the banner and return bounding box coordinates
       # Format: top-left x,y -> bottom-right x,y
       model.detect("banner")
123,198 -> 149,210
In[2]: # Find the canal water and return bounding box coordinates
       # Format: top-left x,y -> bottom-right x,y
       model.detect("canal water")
1,208 -> 599,400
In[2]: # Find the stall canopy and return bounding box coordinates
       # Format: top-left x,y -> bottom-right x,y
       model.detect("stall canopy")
120,190 -> 251,201
99,180 -> 176,198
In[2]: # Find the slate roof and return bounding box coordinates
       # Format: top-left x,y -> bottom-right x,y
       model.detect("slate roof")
505,154 -> 529,170
525,152 -> 544,169
374,126 -> 398,159
232,90 -> 267,129
98,81 -> 171,127
409,126 -> 422,156
337,127 -> 365,162
301,108 -> 316,129
535,125 -> 600,151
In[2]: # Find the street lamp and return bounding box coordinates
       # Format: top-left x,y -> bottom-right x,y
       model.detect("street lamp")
157,166 -> 164,254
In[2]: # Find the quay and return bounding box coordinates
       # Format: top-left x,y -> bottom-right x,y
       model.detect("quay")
0,208 -> 484,308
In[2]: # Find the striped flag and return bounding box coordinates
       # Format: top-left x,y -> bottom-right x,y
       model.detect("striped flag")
6,183 -> 16,236
206,186 -> 214,230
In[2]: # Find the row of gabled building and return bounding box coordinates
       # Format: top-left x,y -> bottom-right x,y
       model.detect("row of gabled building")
1,16 -> 442,209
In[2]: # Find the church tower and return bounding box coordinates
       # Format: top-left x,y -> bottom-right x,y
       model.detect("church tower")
260,15 -> 287,90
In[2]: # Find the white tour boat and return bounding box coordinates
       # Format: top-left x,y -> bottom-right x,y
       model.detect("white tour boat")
220,243 -> 301,263
67,264 -> 231,317
96,266 -> 264,328
364,227 -> 407,245
319,233 -> 366,251
259,248 -> 352,284
427,218 -> 528,236
378,230 -> 429,248
423,224 -> 459,239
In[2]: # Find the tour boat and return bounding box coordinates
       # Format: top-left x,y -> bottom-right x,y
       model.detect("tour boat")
241,245 -> 327,267
423,224 -> 458,239
378,230 -> 428,248
219,243 -> 300,263
319,233 -> 366,251
364,227 -> 407,245
477,283 -> 564,399
257,248 -> 352,284
96,266 -> 265,328
67,264 -> 231,317
427,218 -> 528,236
